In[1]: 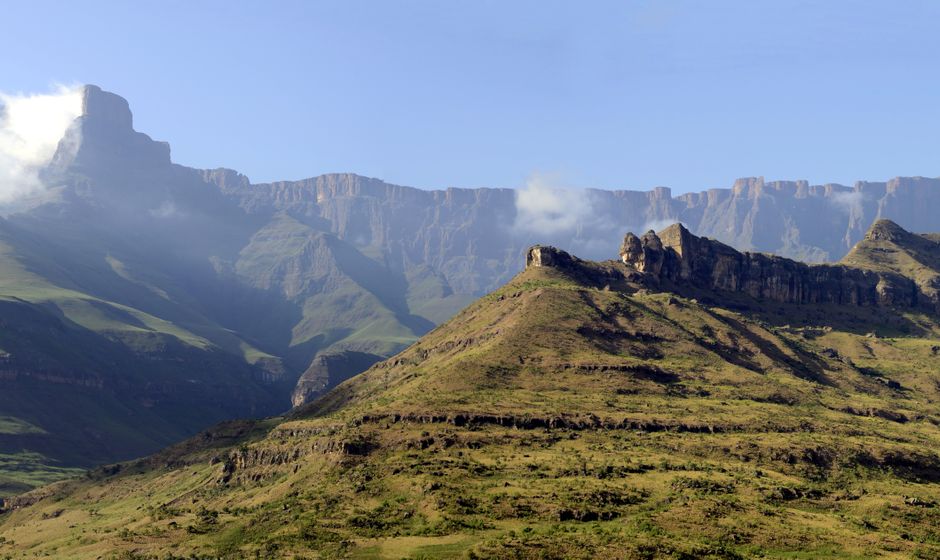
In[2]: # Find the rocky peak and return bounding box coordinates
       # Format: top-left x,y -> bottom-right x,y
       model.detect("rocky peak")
48,85 -> 170,175
619,232 -> 642,263
526,245 -> 577,269
621,224 -> 701,277
640,230 -> 663,251
619,230 -> 665,275
657,223 -> 695,256
865,219 -> 908,242
81,85 -> 134,132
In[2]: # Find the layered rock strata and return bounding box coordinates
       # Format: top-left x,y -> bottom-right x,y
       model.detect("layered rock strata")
619,223 -> 921,308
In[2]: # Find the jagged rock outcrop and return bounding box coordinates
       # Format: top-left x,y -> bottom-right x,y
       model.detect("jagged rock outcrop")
526,245 -> 578,269
49,85 -> 171,175
619,231 -> 665,275
620,223 -> 923,308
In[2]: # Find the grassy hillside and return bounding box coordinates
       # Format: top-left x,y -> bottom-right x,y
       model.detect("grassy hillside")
0,220 -> 286,494
234,212 -> 440,354
4,256 -> 940,559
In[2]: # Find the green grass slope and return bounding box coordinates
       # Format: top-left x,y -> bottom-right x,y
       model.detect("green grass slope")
233,212 -> 464,402
4,253 -> 940,559
0,221 -> 285,494
234,212 -> 439,357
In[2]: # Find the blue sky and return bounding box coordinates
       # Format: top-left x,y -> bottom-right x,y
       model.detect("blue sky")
4,0 -> 940,192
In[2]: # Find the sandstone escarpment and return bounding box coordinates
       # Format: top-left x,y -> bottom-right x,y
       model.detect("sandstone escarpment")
619,223 -> 923,308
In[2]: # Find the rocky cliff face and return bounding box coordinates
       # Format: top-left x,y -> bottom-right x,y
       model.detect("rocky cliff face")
203,171 -> 940,295
526,245 -> 578,269
49,85 -> 171,176
619,222 -> 931,309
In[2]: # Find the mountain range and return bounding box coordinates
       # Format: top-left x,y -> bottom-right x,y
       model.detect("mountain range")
3,85 -> 940,495
3,219 -> 940,558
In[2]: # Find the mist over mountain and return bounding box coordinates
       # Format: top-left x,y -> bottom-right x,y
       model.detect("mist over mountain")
3,85 -> 940,492
0,86 -> 82,203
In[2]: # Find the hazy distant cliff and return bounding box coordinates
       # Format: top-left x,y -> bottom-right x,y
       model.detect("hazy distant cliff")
204,170 -> 940,296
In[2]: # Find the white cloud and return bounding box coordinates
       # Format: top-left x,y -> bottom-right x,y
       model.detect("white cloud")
513,172 -> 593,236
149,200 -> 184,219
830,190 -> 864,215
513,173 -> 686,259
0,85 -> 83,203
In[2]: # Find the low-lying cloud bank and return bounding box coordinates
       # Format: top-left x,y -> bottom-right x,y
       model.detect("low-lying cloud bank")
0,85 -> 83,203
512,172 -> 681,259
830,189 -> 865,215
